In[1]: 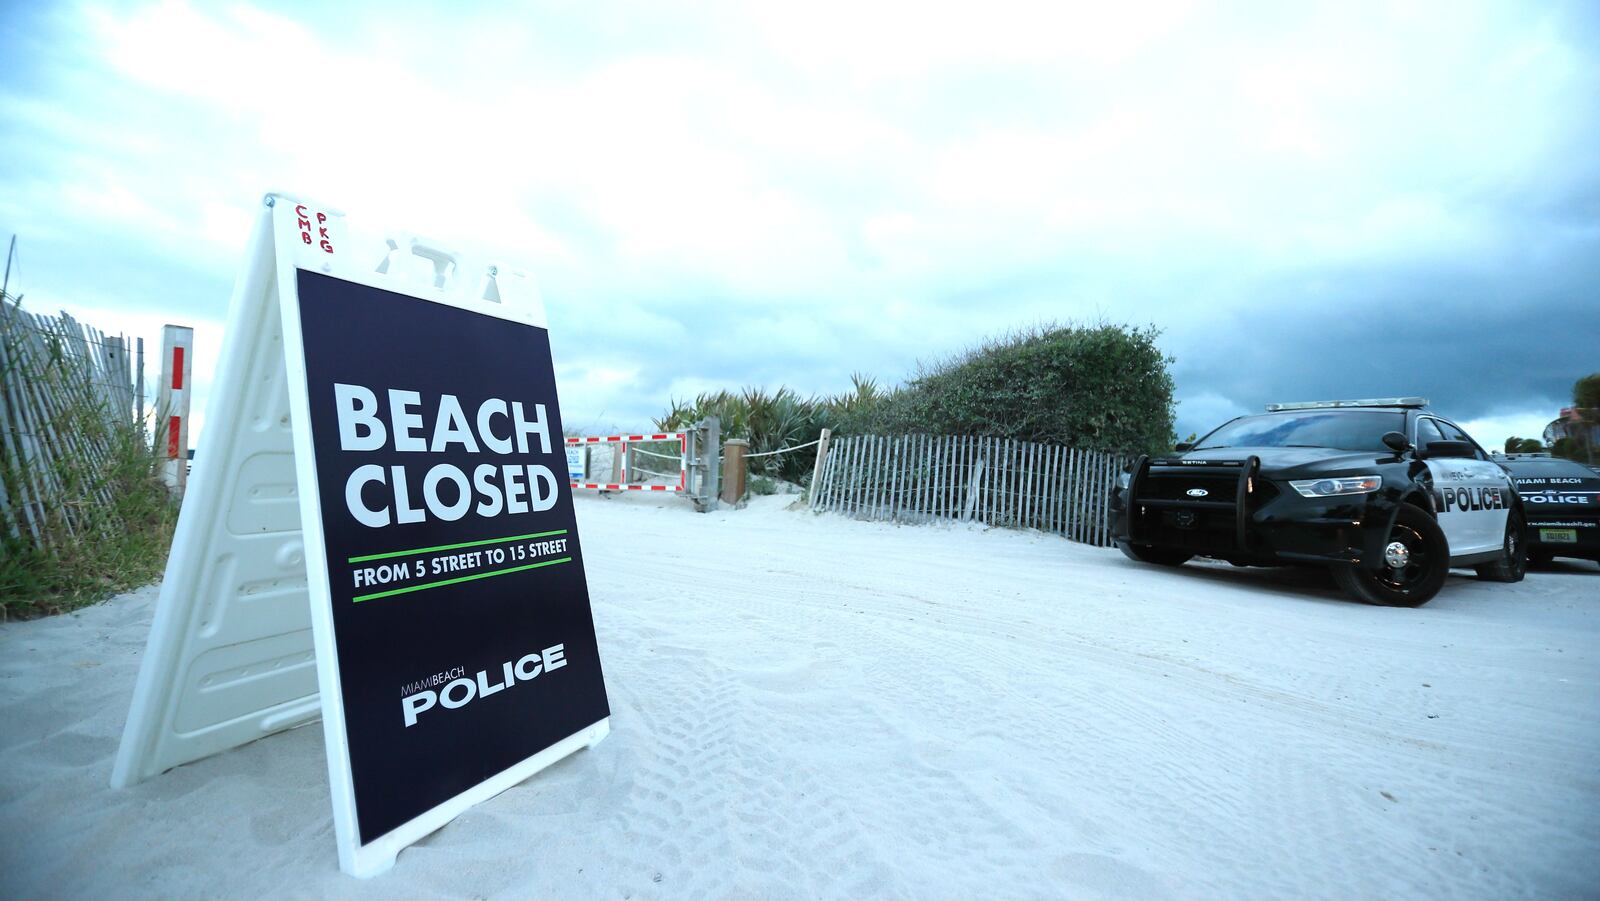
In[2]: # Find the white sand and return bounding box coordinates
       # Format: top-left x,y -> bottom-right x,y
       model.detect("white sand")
2,492 -> 1597,899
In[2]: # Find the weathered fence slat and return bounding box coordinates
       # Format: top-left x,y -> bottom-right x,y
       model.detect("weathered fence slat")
940,435 -> 953,521
855,435 -> 868,517
885,436 -> 895,520
859,435 -> 871,518
1005,438 -> 1015,527
952,435 -> 963,522
985,438 -> 993,524
972,438 -> 985,528
877,436 -> 886,518
1095,453 -> 1109,546
973,437 -> 982,524
0,302 -> 142,550
1041,442 -> 1052,532
1065,447 -> 1079,542
1024,441 -> 1037,530
895,435 -> 909,522
1031,441 -> 1041,530
985,437 -> 996,526
837,435 -> 853,515
845,435 -> 860,517
1069,448 -> 1080,537
1094,454 -> 1107,547
988,437 -> 1000,527
909,434 -> 921,522
953,435 -> 964,521
919,434 -> 931,522
882,436 -> 895,521
869,435 -> 881,519
1051,444 -> 1061,533
1001,438 -> 1012,527
850,436 -> 863,515
839,435 -> 852,515
1040,442 -> 1052,533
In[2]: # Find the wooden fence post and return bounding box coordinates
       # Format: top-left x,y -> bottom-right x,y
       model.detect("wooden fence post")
808,428 -> 832,508
721,439 -> 748,505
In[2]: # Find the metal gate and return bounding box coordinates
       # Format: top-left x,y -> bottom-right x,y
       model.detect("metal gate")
565,417 -> 720,512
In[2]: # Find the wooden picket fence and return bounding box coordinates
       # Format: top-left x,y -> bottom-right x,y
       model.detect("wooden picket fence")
0,299 -> 141,549
810,434 -> 1128,547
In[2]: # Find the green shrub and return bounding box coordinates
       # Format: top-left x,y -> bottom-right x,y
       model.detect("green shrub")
842,323 -> 1174,456
655,324 -> 1175,481
0,422 -> 177,619
657,384 -> 853,483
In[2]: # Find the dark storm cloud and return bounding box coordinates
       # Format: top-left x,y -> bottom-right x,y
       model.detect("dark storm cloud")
1168,248 -> 1599,435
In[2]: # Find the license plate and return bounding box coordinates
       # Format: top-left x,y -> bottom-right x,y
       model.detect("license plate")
1540,528 -> 1578,543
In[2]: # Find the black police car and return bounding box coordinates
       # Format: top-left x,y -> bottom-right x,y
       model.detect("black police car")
1497,453 -> 1600,568
1110,398 -> 1526,606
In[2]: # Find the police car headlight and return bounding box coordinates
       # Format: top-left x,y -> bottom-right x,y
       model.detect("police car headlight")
1290,475 -> 1382,498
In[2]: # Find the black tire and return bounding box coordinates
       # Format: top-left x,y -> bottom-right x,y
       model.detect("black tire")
1117,542 -> 1193,567
1333,505 -> 1449,607
1475,512 -> 1528,583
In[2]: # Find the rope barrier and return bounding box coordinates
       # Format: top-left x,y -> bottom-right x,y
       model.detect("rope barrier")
629,446 -> 681,460
741,438 -> 822,459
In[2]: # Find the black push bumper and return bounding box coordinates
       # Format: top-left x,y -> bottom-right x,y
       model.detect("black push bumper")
1112,456 -> 1402,568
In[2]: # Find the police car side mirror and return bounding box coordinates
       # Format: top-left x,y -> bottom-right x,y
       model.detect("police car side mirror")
1420,439 -> 1475,460
1381,431 -> 1410,454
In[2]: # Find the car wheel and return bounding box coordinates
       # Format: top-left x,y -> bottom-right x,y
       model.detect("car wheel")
1333,505 -> 1448,607
1117,541 -> 1193,567
1475,512 -> 1528,583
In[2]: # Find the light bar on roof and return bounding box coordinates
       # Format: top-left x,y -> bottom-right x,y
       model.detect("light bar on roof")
1265,397 -> 1428,412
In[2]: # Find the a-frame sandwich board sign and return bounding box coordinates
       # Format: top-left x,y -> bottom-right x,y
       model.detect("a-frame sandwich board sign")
111,194 -> 611,877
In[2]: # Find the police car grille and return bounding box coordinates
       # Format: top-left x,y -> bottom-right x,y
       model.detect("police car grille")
1144,513 -> 1238,552
1138,473 -> 1239,502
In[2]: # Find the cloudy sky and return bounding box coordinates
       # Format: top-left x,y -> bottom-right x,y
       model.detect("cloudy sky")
3,0 -> 1596,449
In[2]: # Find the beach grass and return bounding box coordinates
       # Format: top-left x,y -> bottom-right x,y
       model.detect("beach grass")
1,395 -> 177,621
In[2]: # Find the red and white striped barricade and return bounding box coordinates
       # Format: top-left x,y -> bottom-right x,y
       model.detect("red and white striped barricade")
565,432 -> 687,493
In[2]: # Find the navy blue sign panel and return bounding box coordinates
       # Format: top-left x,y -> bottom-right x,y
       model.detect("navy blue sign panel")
295,269 -> 609,844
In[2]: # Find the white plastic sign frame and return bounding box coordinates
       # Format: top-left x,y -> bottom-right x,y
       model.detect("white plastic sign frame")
112,194 -> 610,877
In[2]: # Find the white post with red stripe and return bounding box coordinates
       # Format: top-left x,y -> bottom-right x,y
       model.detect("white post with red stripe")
156,323 -> 195,495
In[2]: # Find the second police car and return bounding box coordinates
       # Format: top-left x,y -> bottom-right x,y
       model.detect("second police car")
1109,398 -> 1526,606
1496,453 -> 1600,568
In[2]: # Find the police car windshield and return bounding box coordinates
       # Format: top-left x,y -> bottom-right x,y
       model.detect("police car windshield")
1195,411 -> 1405,452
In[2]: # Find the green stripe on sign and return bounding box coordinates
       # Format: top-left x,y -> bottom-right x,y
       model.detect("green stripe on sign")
347,529 -> 568,564
351,556 -> 573,603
